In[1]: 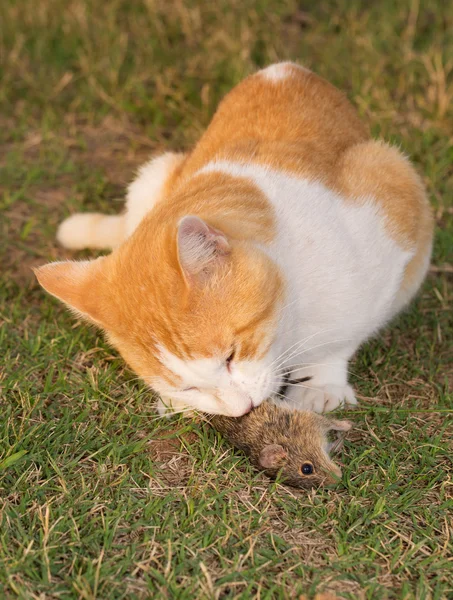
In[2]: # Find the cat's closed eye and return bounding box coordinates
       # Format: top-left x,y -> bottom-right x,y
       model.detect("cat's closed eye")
226,349 -> 235,372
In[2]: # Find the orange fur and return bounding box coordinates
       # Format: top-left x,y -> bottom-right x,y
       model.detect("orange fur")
102,223 -> 283,384
178,64 -> 369,182
336,140 -> 434,301
173,64 -> 432,295
173,64 -> 431,258
35,169 -> 283,385
35,62 -> 433,406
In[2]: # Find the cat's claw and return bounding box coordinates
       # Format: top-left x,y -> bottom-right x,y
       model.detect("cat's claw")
283,384 -> 357,414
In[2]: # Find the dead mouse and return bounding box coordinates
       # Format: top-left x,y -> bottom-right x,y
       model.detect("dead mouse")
210,402 -> 352,488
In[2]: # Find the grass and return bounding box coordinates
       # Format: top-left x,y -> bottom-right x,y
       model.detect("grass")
0,0 -> 452,598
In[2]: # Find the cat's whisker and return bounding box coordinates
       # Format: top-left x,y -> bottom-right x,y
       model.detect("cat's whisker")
276,362 -> 336,373
274,319 -> 374,341
272,336 -> 352,372
279,337 -> 353,369
272,329 -> 347,369
277,297 -> 299,315
267,337 -> 315,370
271,391 -> 296,403
276,362 -> 367,382
279,382 -> 315,390
272,379 -> 314,391
268,327 -> 335,370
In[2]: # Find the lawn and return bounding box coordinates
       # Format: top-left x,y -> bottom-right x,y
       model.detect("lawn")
0,0 -> 452,598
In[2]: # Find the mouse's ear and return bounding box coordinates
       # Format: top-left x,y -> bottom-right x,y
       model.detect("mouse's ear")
259,444 -> 288,469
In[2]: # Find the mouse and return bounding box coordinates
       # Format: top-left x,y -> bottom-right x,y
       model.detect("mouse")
210,402 -> 352,488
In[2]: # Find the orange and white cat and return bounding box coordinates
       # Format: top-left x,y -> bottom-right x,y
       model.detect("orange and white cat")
35,62 -> 433,417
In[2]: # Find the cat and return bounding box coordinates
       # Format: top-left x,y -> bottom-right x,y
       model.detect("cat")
35,62 -> 434,417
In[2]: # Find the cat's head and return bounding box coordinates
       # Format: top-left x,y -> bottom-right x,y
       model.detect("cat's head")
35,215 -> 285,416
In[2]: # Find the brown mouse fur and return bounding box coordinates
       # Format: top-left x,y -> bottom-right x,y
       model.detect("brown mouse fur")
211,402 -> 352,488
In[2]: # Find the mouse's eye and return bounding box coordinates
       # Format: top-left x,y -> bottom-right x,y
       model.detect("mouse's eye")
301,462 -> 314,476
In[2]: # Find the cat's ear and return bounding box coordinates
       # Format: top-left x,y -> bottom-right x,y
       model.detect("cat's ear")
33,258 -> 107,326
177,215 -> 231,284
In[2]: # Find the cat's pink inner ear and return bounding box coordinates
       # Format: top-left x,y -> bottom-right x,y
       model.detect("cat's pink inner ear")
177,215 -> 231,283
33,258 -> 106,325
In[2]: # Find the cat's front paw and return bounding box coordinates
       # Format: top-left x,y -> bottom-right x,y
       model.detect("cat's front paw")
156,396 -> 190,418
322,384 -> 357,411
156,397 -> 172,417
284,383 -> 357,413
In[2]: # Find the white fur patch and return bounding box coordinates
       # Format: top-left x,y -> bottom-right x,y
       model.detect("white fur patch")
156,345 -> 275,416
259,62 -> 310,82
158,345 -> 222,386
125,152 -> 185,237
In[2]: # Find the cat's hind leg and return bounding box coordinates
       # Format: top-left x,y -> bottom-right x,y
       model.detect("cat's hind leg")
337,140 -> 433,316
57,151 -> 186,250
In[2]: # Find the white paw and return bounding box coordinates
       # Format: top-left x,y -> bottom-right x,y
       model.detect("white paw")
283,384 -> 357,413
156,398 -> 171,417
156,396 -> 191,418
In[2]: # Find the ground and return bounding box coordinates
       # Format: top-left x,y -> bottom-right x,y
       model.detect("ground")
0,1 -> 452,598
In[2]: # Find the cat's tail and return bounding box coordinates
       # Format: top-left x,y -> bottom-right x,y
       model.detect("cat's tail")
56,213 -> 126,250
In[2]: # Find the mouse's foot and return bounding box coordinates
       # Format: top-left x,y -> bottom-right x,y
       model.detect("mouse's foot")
282,383 -> 357,413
